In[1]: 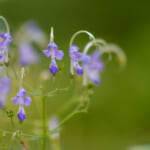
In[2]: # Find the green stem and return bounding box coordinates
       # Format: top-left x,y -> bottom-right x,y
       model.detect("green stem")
42,96 -> 46,150
55,105 -> 87,131
10,117 -> 15,131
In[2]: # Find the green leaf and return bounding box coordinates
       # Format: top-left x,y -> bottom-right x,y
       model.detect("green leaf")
47,127 -> 61,135
44,94 -> 54,98
27,92 -> 41,96
29,136 -> 42,141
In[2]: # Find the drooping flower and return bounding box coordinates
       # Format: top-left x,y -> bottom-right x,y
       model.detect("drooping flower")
0,33 -> 12,63
69,45 -> 88,75
14,21 -> 47,47
43,42 -> 64,74
19,43 -> 40,66
0,76 -> 11,107
83,50 -> 104,85
24,21 -> 47,46
12,87 -> 32,121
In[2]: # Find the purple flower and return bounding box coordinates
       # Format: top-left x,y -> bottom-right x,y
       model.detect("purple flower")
0,33 -> 12,49
19,43 -> 40,66
69,45 -> 87,75
0,33 -> 12,63
43,42 -> 64,74
12,87 -> 32,121
0,76 -> 11,107
83,51 -> 104,85
23,21 -> 47,46
0,50 -> 5,63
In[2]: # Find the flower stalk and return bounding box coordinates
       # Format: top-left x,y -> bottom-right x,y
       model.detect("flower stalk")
0,16 -> 10,33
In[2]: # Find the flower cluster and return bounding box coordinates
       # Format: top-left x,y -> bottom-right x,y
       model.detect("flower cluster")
12,87 -> 32,121
0,16 -> 126,150
0,16 -> 126,124
69,44 -> 104,85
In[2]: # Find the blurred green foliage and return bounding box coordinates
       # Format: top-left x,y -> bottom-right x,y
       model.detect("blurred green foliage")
0,0 -> 150,150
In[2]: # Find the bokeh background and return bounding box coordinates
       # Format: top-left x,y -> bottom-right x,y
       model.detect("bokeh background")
0,0 -> 150,150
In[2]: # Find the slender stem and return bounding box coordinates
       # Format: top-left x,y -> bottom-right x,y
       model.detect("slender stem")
83,39 -> 107,55
106,44 -> 126,67
0,16 -> 10,33
69,30 -> 95,75
50,27 -> 54,42
20,67 -> 24,88
42,95 -> 46,150
10,63 -> 18,79
55,105 -> 87,130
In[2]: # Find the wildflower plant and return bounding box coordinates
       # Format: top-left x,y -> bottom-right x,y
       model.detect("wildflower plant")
0,16 -> 126,150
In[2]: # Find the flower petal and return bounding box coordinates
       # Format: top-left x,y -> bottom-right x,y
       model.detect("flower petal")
0,96 -> 6,108
17,105 -> 26,121
70,45 -> 79,53
23,96 -> 32,106
83,55 -> 91,64
0,100 -> 4,108
69,45 -> 84,61
74,61 -> 83,75
49,59 -> 58,74
47,42 -> 58,51
43,49 -> 51,57
55,50 -> 64,60
71,52 -> 84,61
87,70 -> 100,85
19,43 -> 40,66
17,87 -> 27,97
0,33 -> 12,49
12,97 -> 20,105
0,76 -> 11,94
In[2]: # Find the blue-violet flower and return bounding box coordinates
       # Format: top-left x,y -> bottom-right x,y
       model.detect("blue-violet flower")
43,42 -> 64,74
83,51 -> 104,85
12,87 -> 32,121
19,43 -> 40,66
0,33 -> 12,63
69,45 -> 88,75
23,21 -> 47,46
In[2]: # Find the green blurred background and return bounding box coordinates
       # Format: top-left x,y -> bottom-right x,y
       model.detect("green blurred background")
0,0 -> 150,150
